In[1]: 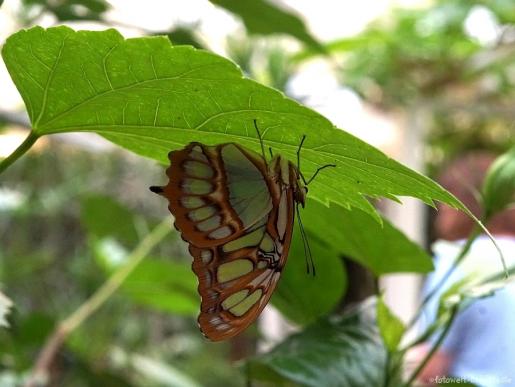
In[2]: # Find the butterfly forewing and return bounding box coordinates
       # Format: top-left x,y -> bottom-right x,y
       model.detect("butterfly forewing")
156,142 -> 296,341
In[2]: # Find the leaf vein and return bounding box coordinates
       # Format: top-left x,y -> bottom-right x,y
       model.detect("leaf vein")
34,35 -> 68,128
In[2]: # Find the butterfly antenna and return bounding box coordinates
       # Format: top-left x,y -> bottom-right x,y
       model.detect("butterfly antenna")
306,164 -> 337,185
296,135 -> 306,172
296,204 -> 316,277
253,119 -> 267,163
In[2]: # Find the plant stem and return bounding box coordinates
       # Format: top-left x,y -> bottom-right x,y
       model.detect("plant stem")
0,131 -> 39,175
383,351 -> 391,387
25,219 -> 171,387
403,306 -> 459,387
405,225 -> 481,331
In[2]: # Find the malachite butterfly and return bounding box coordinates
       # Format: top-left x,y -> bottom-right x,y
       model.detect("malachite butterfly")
150,120 -> 335,341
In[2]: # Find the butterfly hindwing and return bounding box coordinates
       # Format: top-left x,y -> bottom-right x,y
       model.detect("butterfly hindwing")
156,142 -> 298,341
189,186 -> 295,341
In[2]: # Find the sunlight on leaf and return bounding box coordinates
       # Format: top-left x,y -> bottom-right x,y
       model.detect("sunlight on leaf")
2,26 -> 467,222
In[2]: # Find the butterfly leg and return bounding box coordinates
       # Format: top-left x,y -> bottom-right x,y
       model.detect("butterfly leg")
305,164 -> 337,185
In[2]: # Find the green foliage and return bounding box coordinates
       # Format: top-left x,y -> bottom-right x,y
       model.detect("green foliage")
122,259 -> 199,316
302,200 -> 434,275
0,147 -> 240,386
336,3 -> 481,107
81,194 -> 200,316
310,0 -> 515,170
81,195 -> 140,247
272,196 -> 435,324
482,146 -> 515,218
1,3 -> 510,383
272,229 -> 347,325
21,0 -> 110,22
248,301 -> 389,386
376,295 -> 405,352
210,0 -> 322,51
2,26 -> 467,223
158,27 -> 206,49
441,279 -> 507,313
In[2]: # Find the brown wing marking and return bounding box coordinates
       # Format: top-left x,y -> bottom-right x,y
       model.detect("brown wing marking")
190,188 -> 295,341
158,142 -> 271,248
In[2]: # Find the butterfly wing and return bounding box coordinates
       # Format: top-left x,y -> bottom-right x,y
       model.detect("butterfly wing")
161,142 -> 274,246
156,142 -> 295,341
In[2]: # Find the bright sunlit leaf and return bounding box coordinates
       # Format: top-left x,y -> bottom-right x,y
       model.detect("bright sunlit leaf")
2,26 -> 468,223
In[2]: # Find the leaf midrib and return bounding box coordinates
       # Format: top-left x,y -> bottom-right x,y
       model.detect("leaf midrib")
34,35 -> 68,128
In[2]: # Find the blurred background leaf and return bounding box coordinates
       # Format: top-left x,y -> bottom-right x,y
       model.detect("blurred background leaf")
376,295 -> 405,352
81,194 -> 140,248
482,146 -> 515,218
271,230 -> 347,325
210,0 -> 323,51
20,0 -> 110,23
248,299 -> 389,387
303,200 -> 434,275
121,259 -> 199,316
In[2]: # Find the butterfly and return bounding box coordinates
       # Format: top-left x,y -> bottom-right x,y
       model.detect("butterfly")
150,120 -> 335,341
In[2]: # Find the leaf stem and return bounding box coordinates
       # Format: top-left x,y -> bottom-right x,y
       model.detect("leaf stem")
0,131 -> 39,175
383,351 -> 391,387
25,219 -> 171,387
403,306 -> 459,386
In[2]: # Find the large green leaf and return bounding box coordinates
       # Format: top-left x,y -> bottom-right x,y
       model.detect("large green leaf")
248,300 -> 388,387
271,227 -> 347,325
303,200 -> 433,275
210,0 -> 322,51
2,26 -> 466,222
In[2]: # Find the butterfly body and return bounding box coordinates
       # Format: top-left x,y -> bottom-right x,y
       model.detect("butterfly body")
152,142 -> 306,341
